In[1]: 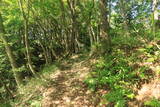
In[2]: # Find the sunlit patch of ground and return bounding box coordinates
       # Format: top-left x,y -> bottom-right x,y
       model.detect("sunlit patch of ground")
136,80 -> 160,101
41,55 -> 101,107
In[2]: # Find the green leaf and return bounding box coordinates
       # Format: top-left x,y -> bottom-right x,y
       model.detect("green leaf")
144,98 -> 160,107
146,44 -> 153,49
137,48 -> 146,52
146,58 -> 155,62
126,93 -> 135,99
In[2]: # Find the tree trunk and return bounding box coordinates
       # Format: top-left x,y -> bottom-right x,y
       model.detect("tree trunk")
119,0 -> 130,37
24,17 -> 37,75
0,13 -> 22,87
99,0 -> 111,54
38,40 -> 49,65
59,0 -> 69,54
18,0 -> 37,76
67,0 -> 79,54
152,0 -> 158,37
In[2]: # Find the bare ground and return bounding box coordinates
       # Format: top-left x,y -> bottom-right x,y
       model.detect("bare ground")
41,55 -> 102,107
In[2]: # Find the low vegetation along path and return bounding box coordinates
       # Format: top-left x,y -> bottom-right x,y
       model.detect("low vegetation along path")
42,55 -> 100,107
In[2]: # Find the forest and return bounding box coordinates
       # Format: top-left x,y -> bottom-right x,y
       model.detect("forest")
0,0 -> 160,107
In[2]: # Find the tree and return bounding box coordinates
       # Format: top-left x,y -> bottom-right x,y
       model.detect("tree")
67,0 -> 79,54
0,12 -> 22,87
18,0 -> 37,75
152,0 -> 159,37
99,0 -> 111,54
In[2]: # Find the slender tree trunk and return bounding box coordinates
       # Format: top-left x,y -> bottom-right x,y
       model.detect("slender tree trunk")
25,19 -> 37,75
152,0 -> 158,37
18,0 -> 37,75
99,0 -> 111,54
67,0 -> 79,54
59,0 -> 69,54
119,0 -> 130,37
0,13 -> 22,87
86,0 -> 96,55
108,0 -> 112,25
39,40 -> 49,65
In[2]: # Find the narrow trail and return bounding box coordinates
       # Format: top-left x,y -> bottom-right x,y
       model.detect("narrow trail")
42,55 -> 101,107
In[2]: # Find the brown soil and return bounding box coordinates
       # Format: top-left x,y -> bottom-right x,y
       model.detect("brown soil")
41,55 -> 101,107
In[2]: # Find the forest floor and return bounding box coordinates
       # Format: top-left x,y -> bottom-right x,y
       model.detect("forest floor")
17,54 -> 105,107
15,40 -> 160,107
41,55 -> 102,107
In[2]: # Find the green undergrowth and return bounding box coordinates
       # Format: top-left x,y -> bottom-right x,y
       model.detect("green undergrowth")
85,37 -> 160,106
144,98 -> 160,107
10,63 -> 59,107
40,63 -> 59,76
85,50 -> 138,106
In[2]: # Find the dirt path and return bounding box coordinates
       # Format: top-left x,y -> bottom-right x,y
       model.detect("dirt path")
41,55 -> 101,107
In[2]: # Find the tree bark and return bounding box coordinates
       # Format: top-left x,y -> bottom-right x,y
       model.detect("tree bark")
18,0 -> 37,75
99,0 -> 111,54
152,0 -> 158,37
59,0 -> 69,54
119,0 -> 130,37
39,40 -> 49,65
67,0 -> 79,54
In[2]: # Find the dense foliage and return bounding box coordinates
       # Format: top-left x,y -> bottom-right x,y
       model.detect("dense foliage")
0,0 -> 160,106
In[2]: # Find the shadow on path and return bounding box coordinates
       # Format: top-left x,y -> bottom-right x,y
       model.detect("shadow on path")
42,55 -> 100,107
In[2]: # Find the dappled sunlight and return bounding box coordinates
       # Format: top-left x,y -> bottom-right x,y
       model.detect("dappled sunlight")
136,80 -> 160,101
41,57 -> 101,107
1,0 -> 160,106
